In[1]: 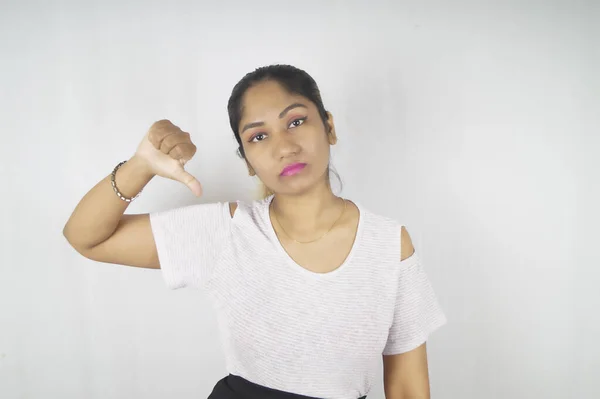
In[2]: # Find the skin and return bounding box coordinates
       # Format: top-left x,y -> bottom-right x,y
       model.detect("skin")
236,80 -> 346,241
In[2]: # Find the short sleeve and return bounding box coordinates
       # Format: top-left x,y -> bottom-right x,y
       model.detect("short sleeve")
149,201 -> 232,290
383,251 -> 447,355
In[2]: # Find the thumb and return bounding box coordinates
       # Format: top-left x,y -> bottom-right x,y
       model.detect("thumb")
172,167 -> 203,197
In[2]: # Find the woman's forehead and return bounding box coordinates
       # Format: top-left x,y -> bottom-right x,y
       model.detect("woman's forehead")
240,82 -> 312,121
244,81 -> 302,106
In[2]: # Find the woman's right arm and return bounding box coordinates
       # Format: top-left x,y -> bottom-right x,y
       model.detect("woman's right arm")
63,119 -> 204,269
63,155 -> 160,268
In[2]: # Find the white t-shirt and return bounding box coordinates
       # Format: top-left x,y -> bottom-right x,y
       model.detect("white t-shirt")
149,194 -> 446,399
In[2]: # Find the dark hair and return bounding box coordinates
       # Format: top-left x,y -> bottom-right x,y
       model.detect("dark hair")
227,64 -> 342,195
227,64 -> 331,158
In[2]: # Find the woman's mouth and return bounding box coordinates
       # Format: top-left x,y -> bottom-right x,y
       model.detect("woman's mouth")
280,163 -> 307,176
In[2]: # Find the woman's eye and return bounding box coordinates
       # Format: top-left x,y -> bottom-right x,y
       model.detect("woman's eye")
250,133 -> 266,143
249,118 -> 306,142
289,117 -> 307,128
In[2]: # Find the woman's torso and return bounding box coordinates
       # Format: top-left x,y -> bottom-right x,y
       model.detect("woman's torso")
204,195 -> 403,399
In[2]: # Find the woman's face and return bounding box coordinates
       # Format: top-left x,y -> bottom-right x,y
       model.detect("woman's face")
238,80 -> 337,195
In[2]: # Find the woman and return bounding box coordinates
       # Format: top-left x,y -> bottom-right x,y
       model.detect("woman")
63,64 -> 446,399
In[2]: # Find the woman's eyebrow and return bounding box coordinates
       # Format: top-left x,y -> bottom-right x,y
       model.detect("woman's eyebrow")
241,103 -> 308,134
278,103 -> 307,118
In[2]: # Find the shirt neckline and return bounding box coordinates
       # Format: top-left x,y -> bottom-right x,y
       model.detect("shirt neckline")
262,194 -> 366,279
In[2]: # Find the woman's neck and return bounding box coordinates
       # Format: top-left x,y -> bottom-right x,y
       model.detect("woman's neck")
270,186 -> 344,237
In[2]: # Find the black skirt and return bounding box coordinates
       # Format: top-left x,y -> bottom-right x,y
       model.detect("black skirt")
208,374 -> 367,399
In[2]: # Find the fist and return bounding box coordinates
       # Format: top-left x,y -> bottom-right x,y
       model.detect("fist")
135,119 -> 203,197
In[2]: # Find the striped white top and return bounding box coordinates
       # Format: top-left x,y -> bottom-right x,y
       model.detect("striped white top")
149,195 -> 446,398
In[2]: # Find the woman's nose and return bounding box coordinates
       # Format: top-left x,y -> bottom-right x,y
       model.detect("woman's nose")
273,133 -> 301,158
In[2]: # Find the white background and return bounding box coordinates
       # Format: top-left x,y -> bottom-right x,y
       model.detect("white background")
1,1 -> 598,398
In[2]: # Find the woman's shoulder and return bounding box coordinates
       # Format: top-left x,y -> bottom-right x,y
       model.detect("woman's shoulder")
227,196 -> 401,225
351,198 -> 403,229
228,202 -> 237,217
227,195 -> 272,219
350,199 -> 417,260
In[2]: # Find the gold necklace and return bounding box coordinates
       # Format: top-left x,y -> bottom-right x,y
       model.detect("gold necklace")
272,198 -> 347,244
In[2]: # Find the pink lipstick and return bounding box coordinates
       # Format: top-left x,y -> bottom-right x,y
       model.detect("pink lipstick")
280,163 -> 307,176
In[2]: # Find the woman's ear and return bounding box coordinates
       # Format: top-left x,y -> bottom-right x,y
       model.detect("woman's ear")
325,111 -> 338,145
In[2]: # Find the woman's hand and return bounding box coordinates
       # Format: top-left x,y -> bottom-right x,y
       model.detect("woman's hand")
134,119 -> 203,196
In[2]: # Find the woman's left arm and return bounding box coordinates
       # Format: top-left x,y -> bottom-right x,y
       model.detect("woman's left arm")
383,342 -> 430,399
383,226 -> 431,399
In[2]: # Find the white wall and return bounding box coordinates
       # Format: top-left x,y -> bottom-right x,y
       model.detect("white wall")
1,1 -> 598,398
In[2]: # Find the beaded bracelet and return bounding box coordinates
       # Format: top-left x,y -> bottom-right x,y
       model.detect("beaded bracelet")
110,160 -> 142,202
